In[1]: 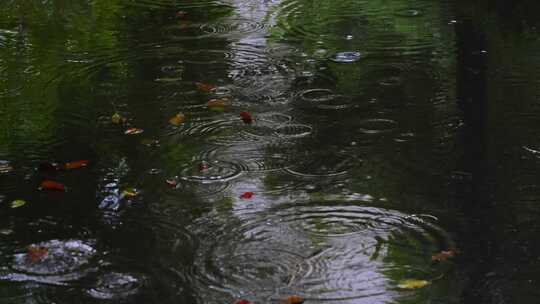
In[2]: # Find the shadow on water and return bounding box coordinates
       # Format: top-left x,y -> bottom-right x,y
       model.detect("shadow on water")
1,0 -> 540,303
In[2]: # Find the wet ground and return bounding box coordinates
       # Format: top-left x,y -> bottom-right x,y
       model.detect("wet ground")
2,0 -> 540,303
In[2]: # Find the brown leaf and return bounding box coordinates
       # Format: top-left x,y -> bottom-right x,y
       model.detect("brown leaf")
169,113 -> 186,126
282,295 -> 304,304
195,82 -> 216,92
398,279 -> 429,289
431,249 -> 456,262
125,128 -> 144,135
207,98 -> 230,110
27,246 -> 49,263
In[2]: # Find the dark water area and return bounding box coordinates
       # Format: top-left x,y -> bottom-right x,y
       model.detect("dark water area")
1,0 -> 540,303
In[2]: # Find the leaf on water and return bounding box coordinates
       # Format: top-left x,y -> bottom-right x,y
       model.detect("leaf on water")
125,128 -> 144,135
27,246 -> 49,263
235,300 -> 252,304
240,111 -> 253,124
240,192 -> 254,199
40,180 -> 67,192
432,249 -> 457,262
166,178 -> 179,187
64,160 -> 90,170
397,279 -> 429,290
111,112 -> 128,124
195,82 -> 216,92
175,10 -> 188,19
207,98 -> 229,111
10,199 -> 26,208
282,295 -> 305,304
199,161 -> 210,171
122,187 -> 139,198
169,113 -> 186,126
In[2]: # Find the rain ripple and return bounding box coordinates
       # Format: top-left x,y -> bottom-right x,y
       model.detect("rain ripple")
192,201 -> 453,303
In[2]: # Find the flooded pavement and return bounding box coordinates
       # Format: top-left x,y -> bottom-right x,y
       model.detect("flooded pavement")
1,0 -> 540,303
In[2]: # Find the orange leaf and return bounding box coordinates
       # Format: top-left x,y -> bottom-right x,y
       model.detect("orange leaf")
240,111 -> 253,124
64,160 -> 90,170
282,295 -> 304,304
207,98 -> 229,110
195,82 -> 216,92
125,128 -> 144,135
432,249 -> 456,262
169,113 -> 186,126
40,180 -> 67,191
27,246 -> 49,263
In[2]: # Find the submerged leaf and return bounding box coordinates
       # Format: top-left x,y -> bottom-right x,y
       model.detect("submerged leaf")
175,10 -> 188,19
282,295 -> 305,304
240,192 -> 254,199
397,279 -> 429,289
64,160 -> 90,170
169,113 -> 186,126
240,111 -> 253,124
40,180 -> 67,192
27,246 -> 49,263
432,249 -> 456,262
195,82 -> 215,92
125,128 -> 144,135
11,199 -> 26,208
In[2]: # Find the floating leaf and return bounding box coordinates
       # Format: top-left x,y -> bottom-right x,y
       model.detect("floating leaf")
10,199 -> 26,208
111,112 -> 127,124
240,111 -> 253,124
169,113 -> 186,126
282,295 -> 305,304
40,180 -> 67,192
27,246 -> 49,263
240,192 -> 254,199
235,300 -> 252,304
64,160 -> 90,170
175,10 -> 187,19
122,187 -> 139,198
125,128 -> 144,135
199,161 -> 210,171
166,178 -> 179,187
432,249 -> 456,262
207,98 -> 229,111
195,82 -> 215,92
397,279 -> 429,289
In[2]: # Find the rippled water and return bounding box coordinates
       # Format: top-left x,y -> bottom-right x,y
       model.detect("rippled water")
2,0 -> 540,303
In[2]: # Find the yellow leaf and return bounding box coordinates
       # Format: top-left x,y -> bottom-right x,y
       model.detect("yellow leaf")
11,199 -> 26,208
111,112 -> 126,124
122,188 -> 139,198
169,113 -> 186,126
397,279 -> 429,289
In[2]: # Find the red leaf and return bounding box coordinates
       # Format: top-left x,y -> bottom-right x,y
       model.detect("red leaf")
199,161 -> 210,171
240,192 -> 254,199
166,179 -> 178,187
235,300 -> 252,304
240,111 -> 253,124
40,180 -> 66,192
27,246 -> 49,263
64,160 -> 90,170
195,82 -> 216,92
